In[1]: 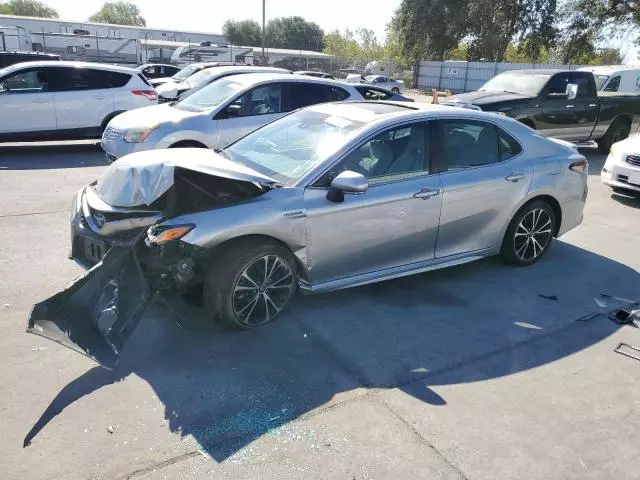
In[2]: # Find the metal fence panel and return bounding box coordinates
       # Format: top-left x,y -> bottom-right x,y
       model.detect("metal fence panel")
415,61 -> 586,92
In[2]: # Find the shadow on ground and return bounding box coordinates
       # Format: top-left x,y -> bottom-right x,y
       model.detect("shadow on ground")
0,142 -> 107,170
23,240 -> 639,462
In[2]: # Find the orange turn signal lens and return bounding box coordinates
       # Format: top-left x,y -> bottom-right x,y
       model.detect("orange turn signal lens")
149,225 -> 194,245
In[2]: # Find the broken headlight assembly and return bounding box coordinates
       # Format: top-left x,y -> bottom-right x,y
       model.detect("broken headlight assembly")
146,224 -> 195,246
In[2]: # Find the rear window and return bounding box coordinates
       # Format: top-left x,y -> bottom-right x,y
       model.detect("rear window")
52,68 -> 131,91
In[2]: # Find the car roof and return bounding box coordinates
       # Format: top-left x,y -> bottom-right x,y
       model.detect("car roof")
499,69 -> 569,76
0,60 -> 138,75
220,72 -> 350,87
303,101 -> 519,128
578,65 -> 640,75
201,65 -> 289,75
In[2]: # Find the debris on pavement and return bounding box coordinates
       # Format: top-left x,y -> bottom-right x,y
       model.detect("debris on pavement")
538,294 -> 558,301
3,303 -> 10,308
107,426 -> 114,434
609,308 -> 640,326
31,346 -> 47,351
594,297 -> 608,308
614,343 -> 640,361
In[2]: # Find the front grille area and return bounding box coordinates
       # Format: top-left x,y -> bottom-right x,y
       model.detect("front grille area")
102,126 -> 123,142
616,174 -> 640,186
625,154 -> 640,167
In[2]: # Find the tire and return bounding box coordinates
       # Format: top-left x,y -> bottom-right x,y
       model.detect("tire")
391,87 -> 400,94
501,200 -> 556,266
203,239 -> 298,330
169,141 -> 207,148
597,118 -> 630,154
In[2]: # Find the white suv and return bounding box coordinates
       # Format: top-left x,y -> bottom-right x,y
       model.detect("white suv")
0,61 -> 157,142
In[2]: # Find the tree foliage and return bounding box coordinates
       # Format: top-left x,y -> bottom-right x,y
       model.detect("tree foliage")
266,16 -> 324,51
0,0 -> 57,17
222,19 -> 262,46
389,0 -> 469,60
88,1 -> 146,26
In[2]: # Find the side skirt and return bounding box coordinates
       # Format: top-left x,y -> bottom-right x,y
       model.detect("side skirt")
299,248 -> 495,295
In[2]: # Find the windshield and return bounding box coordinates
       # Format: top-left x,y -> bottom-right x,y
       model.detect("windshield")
481,72 -> 551,96
183,68 -> 217,87
594,74 -> 609,90
172,65 -> 201,81
175,77 -> 245,112
226,109 -> 367,184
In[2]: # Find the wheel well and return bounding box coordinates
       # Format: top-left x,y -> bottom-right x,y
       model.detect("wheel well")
169,140 -> 208,148
520,195 -> 562,236
612,114 -> 631,130
203,234 -> 307,279
100,111 -> 125,133
518,118 -> 535,129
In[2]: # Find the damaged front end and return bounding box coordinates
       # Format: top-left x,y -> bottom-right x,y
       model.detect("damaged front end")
28,149 -> 277,369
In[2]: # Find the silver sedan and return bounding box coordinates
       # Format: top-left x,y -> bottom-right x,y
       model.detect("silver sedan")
29,101 -> 588,368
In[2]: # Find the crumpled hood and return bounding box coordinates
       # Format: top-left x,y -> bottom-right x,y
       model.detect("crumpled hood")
447,90 -> 535,106
96,148 -> 278,207
107,103 -> 200,130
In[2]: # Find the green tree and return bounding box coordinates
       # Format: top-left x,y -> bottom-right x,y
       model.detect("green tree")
88,1 -> 146,26
389,0 -> 469,60
0,0 -> 57,17
466,0 -> 557,62
266,16 -> 324,51
222,19 -> 262,46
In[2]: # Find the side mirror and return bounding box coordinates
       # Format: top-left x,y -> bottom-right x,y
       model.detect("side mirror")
224,103 -> 242,118
327,170 -> 368,202
567,83 -> 578,101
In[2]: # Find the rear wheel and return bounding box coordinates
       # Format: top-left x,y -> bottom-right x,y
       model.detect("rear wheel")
597,118 -> 630,154
204,240 -> 298,329
501,200 -> 556,266
391,87 -> 400,94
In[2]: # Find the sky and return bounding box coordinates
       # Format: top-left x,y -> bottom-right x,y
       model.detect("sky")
41,0 -> 402,42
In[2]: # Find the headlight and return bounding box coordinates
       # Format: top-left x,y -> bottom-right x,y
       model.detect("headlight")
146,224 -> 195,245
124,125 -> 159,143
609,143 -> 618,157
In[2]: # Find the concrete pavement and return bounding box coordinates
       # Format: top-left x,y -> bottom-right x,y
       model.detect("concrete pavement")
0,142 -> 638,479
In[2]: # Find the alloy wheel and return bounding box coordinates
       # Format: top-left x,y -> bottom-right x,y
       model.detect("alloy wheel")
513,208 -> 553,262
232,255 -> 295,326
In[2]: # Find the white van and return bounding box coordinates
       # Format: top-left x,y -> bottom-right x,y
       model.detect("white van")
578,65 -> 640,93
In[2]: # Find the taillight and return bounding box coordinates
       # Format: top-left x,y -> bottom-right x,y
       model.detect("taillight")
132,90 -> 158,101
569,159 -> 588,174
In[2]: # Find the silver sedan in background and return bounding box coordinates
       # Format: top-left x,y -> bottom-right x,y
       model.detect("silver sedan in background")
29,101 -> 588,368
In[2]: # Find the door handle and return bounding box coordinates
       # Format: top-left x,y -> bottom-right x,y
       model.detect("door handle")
505,172 -> 525,182
94,95 -> 106,100
413,188 -> 440,199
588,104 -> 597,107
33,98 -> 49,103
566,104 -> 574,108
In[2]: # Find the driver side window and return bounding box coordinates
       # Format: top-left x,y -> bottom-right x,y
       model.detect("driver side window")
546,73 -> 570,95
1,69 -> 49,94
317,123 -> 430,186
231,83 -> 282,117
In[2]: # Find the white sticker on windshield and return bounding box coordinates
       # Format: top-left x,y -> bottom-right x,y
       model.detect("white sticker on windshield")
325,116 -> 353,129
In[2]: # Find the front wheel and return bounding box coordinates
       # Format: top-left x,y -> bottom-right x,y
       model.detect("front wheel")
501,201 -> 556,266
391,87 -> 400,94
204,240 -> 298,329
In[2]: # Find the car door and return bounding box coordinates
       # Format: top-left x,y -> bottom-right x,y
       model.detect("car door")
0,66 -> 56,134
569,72 -> 598,140
435,119 -> 532,258
50,67 -> 115,132
215,82 -> 285,147
303,122 -> 443,285
539,72 -> 580,140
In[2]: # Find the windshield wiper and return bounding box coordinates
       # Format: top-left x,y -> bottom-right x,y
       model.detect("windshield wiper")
214,148 -> 233,160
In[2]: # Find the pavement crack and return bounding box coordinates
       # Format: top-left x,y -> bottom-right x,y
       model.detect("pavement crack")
378,398 -> 471,480
0,210 -> 67,218
117,450 -> 201,479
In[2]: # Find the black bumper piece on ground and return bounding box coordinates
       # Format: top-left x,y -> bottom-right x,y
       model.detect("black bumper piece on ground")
27,246 -> 154,370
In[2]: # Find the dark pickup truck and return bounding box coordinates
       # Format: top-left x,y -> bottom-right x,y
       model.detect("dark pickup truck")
446,69 -> 640,153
